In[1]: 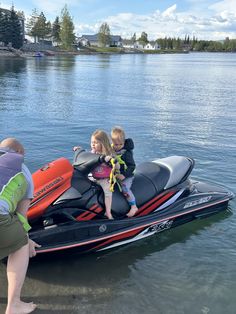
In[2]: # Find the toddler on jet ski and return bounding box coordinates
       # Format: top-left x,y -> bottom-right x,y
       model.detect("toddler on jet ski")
111,126 -> 138,217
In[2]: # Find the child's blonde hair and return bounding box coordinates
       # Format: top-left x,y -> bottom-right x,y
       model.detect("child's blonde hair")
111,126 -> 125,142
92,130 -> 114,155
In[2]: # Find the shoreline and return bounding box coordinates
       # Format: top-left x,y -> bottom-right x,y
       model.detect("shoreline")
0,47 -> 189,58
1,48 -> 234,58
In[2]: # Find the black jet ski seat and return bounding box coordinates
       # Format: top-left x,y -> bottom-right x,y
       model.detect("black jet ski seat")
136,156 -> 194,193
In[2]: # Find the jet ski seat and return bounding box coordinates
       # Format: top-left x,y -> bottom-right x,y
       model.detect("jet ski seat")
136,156 -> 194,192
111,156 -> 194,217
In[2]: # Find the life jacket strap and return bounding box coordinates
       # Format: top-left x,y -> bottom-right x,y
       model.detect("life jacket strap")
17,212 -> 31,232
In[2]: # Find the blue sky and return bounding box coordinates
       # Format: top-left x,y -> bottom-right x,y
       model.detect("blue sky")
1,0 -> 236,40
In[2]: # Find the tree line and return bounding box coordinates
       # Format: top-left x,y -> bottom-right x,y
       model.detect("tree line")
155,35 -> 236,52
26,5 -> 75,50
1,5 -> 236,52
132,32 -> 236,52
0,5 -> 75,50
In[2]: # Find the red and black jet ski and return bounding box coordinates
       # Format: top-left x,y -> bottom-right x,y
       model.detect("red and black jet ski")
28,149 -> 234,256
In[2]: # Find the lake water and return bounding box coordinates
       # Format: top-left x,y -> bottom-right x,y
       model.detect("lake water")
0,52 -> 236,314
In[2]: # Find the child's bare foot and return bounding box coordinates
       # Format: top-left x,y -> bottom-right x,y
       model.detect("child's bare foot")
6,301 -> 37,314
127,205 -> 138,218
106,212 -> 114,220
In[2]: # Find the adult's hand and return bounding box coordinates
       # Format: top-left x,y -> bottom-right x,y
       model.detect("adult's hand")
29,239 -> 41,258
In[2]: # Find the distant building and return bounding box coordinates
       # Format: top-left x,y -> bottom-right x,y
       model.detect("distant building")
110,35 -> 122,47
122,39 -> 161,50
144,41 -> 161,50
133,41 -> 145,49
77,34 -> 123,47
122,39 -> 135,49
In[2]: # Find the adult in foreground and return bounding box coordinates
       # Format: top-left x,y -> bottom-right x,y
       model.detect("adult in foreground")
0,138 -> 40,314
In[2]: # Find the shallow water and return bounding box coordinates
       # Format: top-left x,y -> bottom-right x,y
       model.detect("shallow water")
0,53 -> 236,313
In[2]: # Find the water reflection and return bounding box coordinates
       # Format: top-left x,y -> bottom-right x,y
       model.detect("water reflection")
0,57 -> 26,76
0,211 -> 230,313
8,57 -> 78,120
28,210 -> 231,285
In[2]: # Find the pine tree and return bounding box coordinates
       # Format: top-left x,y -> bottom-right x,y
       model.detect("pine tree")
0,9 -> 6,43
0,7 -> 23,48
59,5 -> 75,50
52,16 -> 60,42
26,9 -> 39,42
138,32 -> 148,46
131,32 -> 136,44
9,7 -> 23,48
34,12 -> 49,40
3,10 -> 11,45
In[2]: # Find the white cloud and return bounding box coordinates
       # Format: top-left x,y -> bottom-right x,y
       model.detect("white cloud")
162,4 -> 177,18
75,3 -> 236,40
2,0 -> 236,41
209,0 -> 236,14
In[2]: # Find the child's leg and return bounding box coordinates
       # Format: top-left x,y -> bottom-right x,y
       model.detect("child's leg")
121,177 -> 136,205
121,177 -> 138,217
104,195 -> 113,219
99,179 -> 113,219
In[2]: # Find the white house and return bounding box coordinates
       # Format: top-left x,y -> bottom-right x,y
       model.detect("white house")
77,36 -> 90,47
144,41 -> 161,50
122,40 -> 135,49
133,41 -> 145,49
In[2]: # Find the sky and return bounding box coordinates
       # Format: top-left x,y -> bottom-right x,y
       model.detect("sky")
1,0 -> 236,40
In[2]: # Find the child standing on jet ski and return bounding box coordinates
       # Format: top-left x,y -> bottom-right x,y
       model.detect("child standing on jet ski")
111,126 -> 138,217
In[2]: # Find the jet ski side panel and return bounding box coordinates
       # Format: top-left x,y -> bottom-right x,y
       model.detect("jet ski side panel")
29,158 -> 73,219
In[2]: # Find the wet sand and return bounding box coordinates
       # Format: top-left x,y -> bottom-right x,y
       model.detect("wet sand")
0,248 -> 137,314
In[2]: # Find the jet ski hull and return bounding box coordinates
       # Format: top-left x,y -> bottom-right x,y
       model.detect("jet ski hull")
30,179 -> 233,255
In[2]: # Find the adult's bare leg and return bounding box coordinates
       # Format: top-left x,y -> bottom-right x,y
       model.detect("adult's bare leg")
6,243 -> 36,314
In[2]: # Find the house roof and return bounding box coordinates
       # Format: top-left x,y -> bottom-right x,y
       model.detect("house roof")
81,34 -> 122,42
81,34 -> 98,41
122,39 -> 133,45
111,35 -> 122,41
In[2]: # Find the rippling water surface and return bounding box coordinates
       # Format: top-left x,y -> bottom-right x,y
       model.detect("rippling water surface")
0,53 -> 236,314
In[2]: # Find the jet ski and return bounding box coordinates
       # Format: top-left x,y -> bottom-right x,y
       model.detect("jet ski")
28,149 -> 234,255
